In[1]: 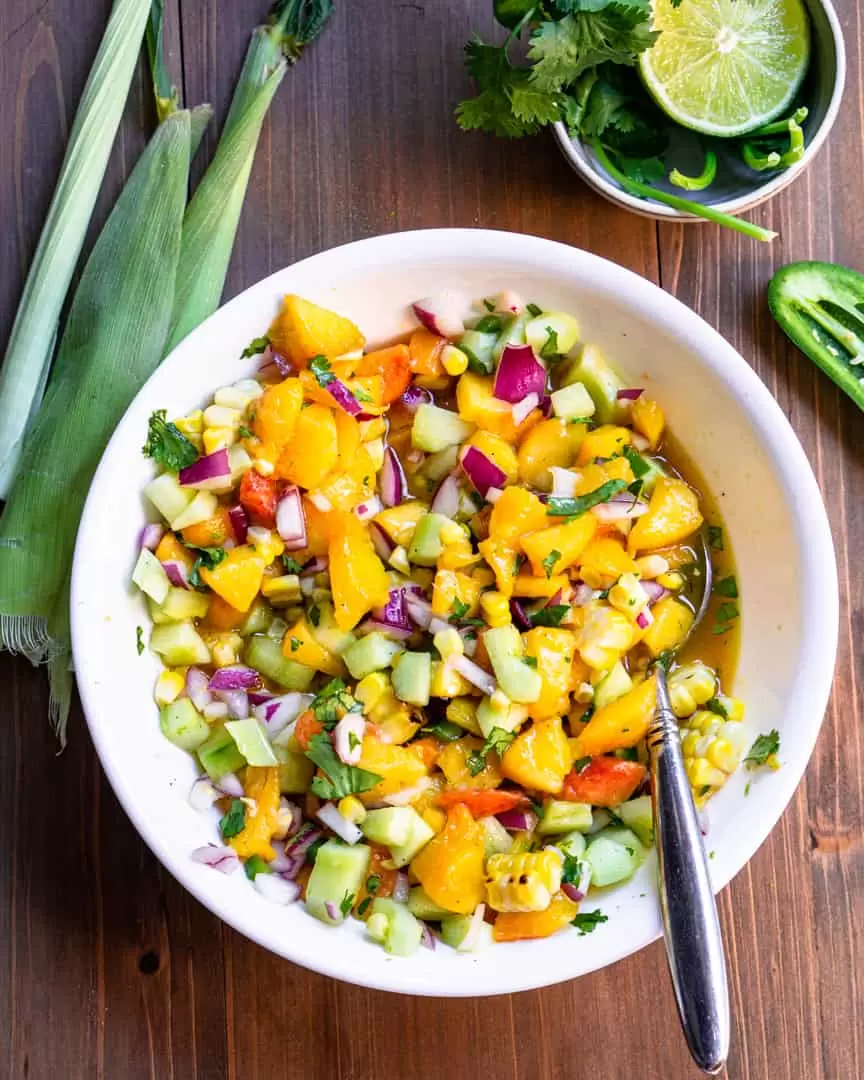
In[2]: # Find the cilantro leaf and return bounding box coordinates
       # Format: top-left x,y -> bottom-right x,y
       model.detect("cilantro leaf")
186,546 -> 226,590
282,555 -> 304,574
744,730 -> 780,770
310,355 -> 334,387
219,799 -> 246,839
715,576 -> 739,599
136,626 -> 145,655
450,598 -> 471,621
309,678 -> 362,731
540,326 -> 560,360
707,525 -> 724,551
561,854 -> 584,886
340,890 -> 355,918
546,479 -> 628,518
529,604 -> 570,627
421,719 -> 464,742
571,909 -> 609,934
466,751 -> 487,777
241,334 -> 270,359
578,63 -> 668,159
305,733 -> 382,799
623,444 -> 650,478
309,604 -> 321,627
523,655 -> 538,668
705,697 -> 728,719
143,409 -> 198,471
542,549 -> 562,578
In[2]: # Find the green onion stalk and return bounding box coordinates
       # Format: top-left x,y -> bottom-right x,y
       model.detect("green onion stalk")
0,0 -> 152,499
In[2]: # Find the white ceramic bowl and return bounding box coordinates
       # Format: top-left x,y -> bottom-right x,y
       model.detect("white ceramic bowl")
71,229 -> 838,996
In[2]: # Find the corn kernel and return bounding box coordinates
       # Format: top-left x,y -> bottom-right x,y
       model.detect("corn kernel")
338,796 -> 367,824
712,694 -> 745,721
485,850 -> 562,912
440,519 -> 467,545
441,344 -> 469,376
175,410 -> 204,437
356,672 -> 391,710
490,689 -> 511,713
212,641 -> 238,667
680,730 -> 701,758
214,380 -> 263,410
608,572 -> 649,618
707,738 -> 740,774
667,662 -> 717,718
635,554 -> 669,579
686,758 -> 726,789
433,627 -> 464,660
253,457 -> 275,477
154,670 -> 185,706
430,660 -> 471,698
261,574 -> 302,605
388,545 -> 411,575
203,427 -> 235,455
365,437 -> 385,471
203,404 -> 242,429
446,698 -> 483,735
657,571 -> 684,591
480,590 -> 511,628
421,807 -> 447,833
575,681 -> 594,703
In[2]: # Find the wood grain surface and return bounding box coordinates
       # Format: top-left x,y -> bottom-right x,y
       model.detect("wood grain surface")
1,2 -> 861,1077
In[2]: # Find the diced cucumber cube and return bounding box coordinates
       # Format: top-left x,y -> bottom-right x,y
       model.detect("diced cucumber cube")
560,344 -> 627,424
342,632 -> 404,680
407,886 -> 454,921
160,698 -> 210,752
585,808 -> 614,834
309,602 -> 357,656
476,696 -> 528,737
198,726 -> 246,780
161,586 -> 210,621
368,897 -> 424,956
492,312 -> 529,364
537,800 -> 593,835
585,826 -> 646,887
407,512 -> 450,566
388,814 -> 435,868
420,445 -> 461,484
361,807 -> 417,848
150,621 -> 211,666
555,829 -> 587,858
478,815 -> 513,855
147,595 -> 173,625
440,913 -> 493,952
228,445 -> 253,484
550,381 -> 596,421
171,489 -> 219,531
525,312 -> 580,358
274,745 -> 315,793
411,404 -> 475,453
239,597 -> 274,637
482,625 -> 542,703
391,651 -> 432,706
244,634 -> 316,690
615,795 -> 655,847
144,472 -> 193,524
458,330 -> 498,375
593,661 -> 633,710
305,840 -> 371,925
132,549 -> 170,604
225,718 -> 278,766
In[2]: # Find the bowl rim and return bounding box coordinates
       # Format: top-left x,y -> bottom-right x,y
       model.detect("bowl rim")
71,228 -> 839,995
552,0 -> 847,222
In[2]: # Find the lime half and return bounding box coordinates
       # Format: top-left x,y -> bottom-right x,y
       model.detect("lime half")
639,0 -> 811,137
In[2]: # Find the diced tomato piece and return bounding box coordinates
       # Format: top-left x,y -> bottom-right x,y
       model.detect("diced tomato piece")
561,757 -> 646,807
293,710 -> 324,750
239,469 -> 281,529
354,344 -> 412,405
436,788 -> 527,817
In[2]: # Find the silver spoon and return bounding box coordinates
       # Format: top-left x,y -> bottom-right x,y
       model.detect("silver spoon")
646,533 -> 730,1075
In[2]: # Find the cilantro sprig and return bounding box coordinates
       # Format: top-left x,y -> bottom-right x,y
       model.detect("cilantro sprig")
546,479 -> 627,518
143,409 -> 198,471
467,726 -> 516,775
305,733 -> 382,800
744,730 -> 780,770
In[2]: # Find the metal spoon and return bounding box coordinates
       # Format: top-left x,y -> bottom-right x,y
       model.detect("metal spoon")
646,533 -> 730,1075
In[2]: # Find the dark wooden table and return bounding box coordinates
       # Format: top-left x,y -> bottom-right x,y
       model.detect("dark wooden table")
1,2 -> 862,1077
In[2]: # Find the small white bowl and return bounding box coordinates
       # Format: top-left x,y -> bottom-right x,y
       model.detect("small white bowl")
71,229 -> 838,996
553,0 -> 846,222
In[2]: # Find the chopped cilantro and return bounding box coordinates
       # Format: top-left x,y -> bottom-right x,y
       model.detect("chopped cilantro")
483,298 -> 496,312
715,575 -> 739,599
623,445 -> 651,479
357,896 -> 372,917
475,314 -> 504,333
573,756 -> 591,773
309,604 -> 321,627
187,546 -> 227,590
282,555 -> 304,574
142,409 -> 198,471
655,649 -> 674,673
707,525 -> 724,551
366,874 -> 382,894
713,601 -> 740,635
523,655 -> 538,668
305,733 -> 382,799
289,636 -> 302,652
240,334 -> 270,359
219,799 -> 246,839
340,891 -> 355,918
348,730 -> 362,751
699,785 -> 711,797
561,854 -> 583,886
449,598 -> 471,621
238,425 -> 252,439
540,326 -> 559,360
466,750 -> 487,777
744,781 -> 752,797
526,302 -> 542,318
353,388 -> 373,404
420,719 -> 464,742
541,548 -> 562,579
310,355 -> 334,387
309,678 -> 362,731
136,625 -> 145,655
546,480 -> 628,519
512,552 -> 527,576
705,697 -> 728,718
305,836 -> 326,864
244,855 -> 271,880
529,604 -> 570,628
744,730 -> 780,770
571,910 -> 609,935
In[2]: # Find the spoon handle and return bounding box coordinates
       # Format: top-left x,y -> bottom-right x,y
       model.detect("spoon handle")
648,667 -> 730,1076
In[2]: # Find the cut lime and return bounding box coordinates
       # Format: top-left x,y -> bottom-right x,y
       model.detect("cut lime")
639,0 -> 811,137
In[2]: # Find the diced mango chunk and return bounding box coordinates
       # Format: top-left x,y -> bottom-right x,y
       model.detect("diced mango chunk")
268,294 -> 364,368
200,546 -> 266,612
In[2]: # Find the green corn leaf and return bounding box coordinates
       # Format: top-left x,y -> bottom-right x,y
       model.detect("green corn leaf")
0,110 -> 197,742
0,0 -> 151,499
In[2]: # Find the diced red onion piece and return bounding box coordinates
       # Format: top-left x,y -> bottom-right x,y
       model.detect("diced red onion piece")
317,802 -> 363,845
355,495 -> 383,520
215,772 -> 245,798
405,592 -> 433,630
334,713 -> 366,765
617,388 -> 644,401
139,523 -> 164,551
641,580 -> 668,604
280,823 -> 323,879
496,808 -> 538,832
359,618 -> 413,641
186,667 -> 212,711
327,377 -> 364,416
511,392 -> 539,426
493,344 -> 546,403
324,900 -> 342,922
546,589 -> 563,608
540,394 -> 553,418
380,447 -> 407,508
462,634 -> 478,658
562,882 -> 585,903
301,555 -> 328,575
383,778 -> 432,806
420,923 -> 437,950
179,448 -> 231,489
636,608 -> 654,630
190,844 -> 240,874
248,690 -> 274,707
549,466 -> 579,497
276,487 -> 307,547
429,616 -> 450,635
493,290 -> 525,315
228,504 -> 248,544
631,432 -> 650,452
202,702 -> 228,723
393,871 -> 411,902
430,472 -> 461,517
372,588 -> 414,633
162,559 -> 190,589
254,693 -> 309,738
213,689 -> 249,720
485,486 -> 503,504
460,446 -> 507,498
400,384 -> 433,412
254,874 -> 300,905
209,665 -> 262,691
411,292 -> 466,338
369,522 -> 395,562
509,599 -> 531,630
270,349 -> 292,376
446,654 -> 496,697
188,776 -> 220,811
